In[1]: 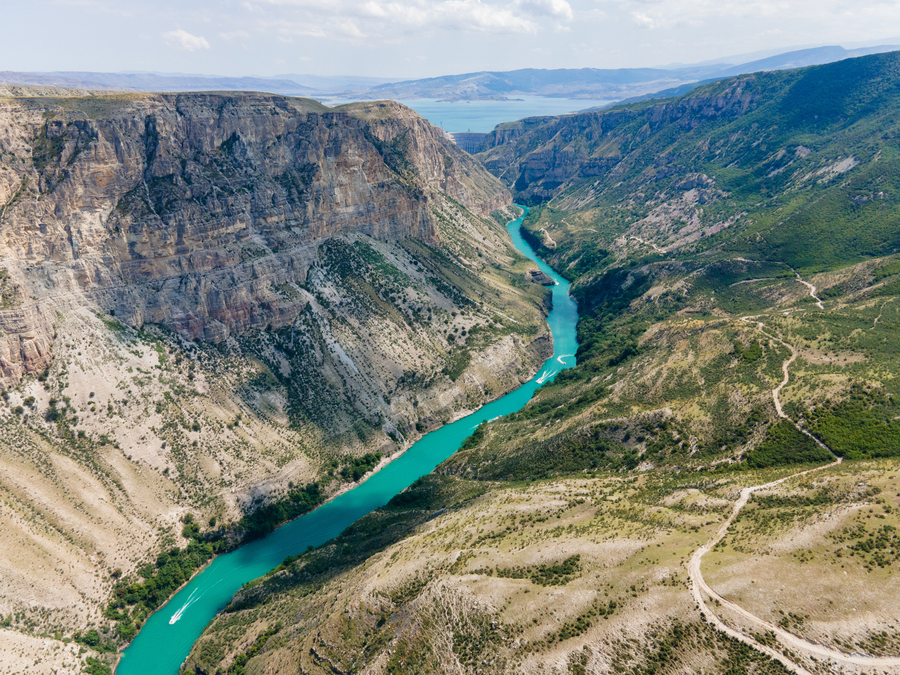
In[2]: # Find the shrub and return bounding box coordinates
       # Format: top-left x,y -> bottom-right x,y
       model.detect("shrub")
744,420 -> 832,468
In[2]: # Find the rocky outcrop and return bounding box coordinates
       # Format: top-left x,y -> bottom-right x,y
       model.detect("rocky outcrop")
476,77 -> 765,202
0,306 -> 54,381
527,268 -> 555,286
340,101 -> 510,216
0,92 -> 511,382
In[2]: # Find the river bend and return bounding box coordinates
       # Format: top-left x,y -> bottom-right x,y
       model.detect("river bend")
116,208 -> 578,674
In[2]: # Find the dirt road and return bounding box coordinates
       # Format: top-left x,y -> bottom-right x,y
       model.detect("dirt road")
689,317 -> 900,673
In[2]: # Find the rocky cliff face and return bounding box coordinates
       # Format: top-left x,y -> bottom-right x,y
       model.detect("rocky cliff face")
0,93 -> 510,381
0,92 -> 558,670
339,101 -> 510,215
476,77 -> 763,202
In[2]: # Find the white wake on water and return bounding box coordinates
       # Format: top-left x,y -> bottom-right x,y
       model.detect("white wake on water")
470,416 -> 501,432
169,588 -> 201,625
536,369 -> 556,384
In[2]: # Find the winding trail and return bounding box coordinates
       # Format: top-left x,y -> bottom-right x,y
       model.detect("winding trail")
629,235 -> 664,253
726,259 -> 824,309
730,277 -> 767,287
687,315 -> 900,673
873,298 -> 895,329
791,268 -> 825,309
539,227 -> 557,248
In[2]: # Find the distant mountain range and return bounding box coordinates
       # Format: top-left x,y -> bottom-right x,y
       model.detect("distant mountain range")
0,71 -> 315,96
1,44 -> 897,103
348,44 -> 899,102
577,44 -> 900,111
272,74 -> 398,92
341,65 -> 721,102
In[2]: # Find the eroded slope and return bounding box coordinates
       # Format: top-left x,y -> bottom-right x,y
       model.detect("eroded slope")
184,53 -> 900,675
0,93 -> 553,674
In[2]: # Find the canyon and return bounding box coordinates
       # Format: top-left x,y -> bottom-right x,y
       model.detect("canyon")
4,49 -> 900,675
181,52 -> 900,675
0,91 -> 550,674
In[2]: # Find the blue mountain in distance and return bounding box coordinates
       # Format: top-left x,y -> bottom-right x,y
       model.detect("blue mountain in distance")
579,44 -> 900,111
339,65 -> 727,101
1,43 -> 897,103
271,74 -> 398,93
0,71 -> 315,95
344,44 -> 899,102
710,44 -> 899,77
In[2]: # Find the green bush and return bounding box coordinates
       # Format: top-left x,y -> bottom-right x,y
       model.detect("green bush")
83,657 -> 112,675
340,453 -> 382,482
808,388 -> 900,459
744,420 -> 832,468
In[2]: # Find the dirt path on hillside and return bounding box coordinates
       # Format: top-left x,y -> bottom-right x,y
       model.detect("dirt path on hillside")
629,235 -> 664,253
873,298 -> 895,328
688,317 -> 900,673
794,272 -> 825,310
727,260 -> 825,309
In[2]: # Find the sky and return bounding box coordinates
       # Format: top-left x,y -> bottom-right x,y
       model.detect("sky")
1,0 -> 899,80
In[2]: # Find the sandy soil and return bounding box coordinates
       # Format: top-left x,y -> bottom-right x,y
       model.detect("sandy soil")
0,630 -> 86,675
691,309 -> 900,673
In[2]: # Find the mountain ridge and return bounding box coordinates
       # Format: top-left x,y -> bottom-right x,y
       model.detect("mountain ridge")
2,44 -> 897,105
333,44 -> 899,102
0,92 -> 554,673
179,47 -> 900,675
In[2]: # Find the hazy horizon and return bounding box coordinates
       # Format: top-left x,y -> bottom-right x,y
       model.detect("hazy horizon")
3,1 -> 900,82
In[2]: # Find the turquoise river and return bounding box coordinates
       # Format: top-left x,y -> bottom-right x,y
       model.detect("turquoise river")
116,207 -> 578,674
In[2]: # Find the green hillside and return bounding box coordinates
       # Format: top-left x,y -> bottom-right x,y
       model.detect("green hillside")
469,51 -> 900,479
480,50 -> 900,272
182,51 -> 900,675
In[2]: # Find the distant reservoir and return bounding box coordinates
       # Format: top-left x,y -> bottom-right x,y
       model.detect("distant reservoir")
324,95 -> 612,135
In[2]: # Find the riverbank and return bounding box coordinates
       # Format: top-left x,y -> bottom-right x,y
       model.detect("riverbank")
106,327 -> 556,667
113,207 -> 578,675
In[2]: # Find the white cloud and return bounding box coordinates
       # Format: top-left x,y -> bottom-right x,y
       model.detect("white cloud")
218,30 -> 251,41
250,0 -> 574,39
516,0 -> 574,20
631,10 -> 654,28
13,0 -> 900,80
162,29 -> 210,51
605,0 -> 900,28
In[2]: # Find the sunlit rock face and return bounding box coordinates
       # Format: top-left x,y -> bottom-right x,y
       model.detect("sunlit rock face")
0,93 -> 510,381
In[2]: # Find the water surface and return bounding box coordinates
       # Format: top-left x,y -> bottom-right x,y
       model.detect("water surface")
325,95 -> 611,133
117,208 -> 578,674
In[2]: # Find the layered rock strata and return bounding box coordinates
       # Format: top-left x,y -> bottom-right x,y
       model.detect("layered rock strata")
0,92 -> 557,674
0,93 -> 509,381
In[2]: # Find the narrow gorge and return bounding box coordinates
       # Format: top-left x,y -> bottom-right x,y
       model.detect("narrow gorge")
5,49 -> 900,675
0,91 -> 552,674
